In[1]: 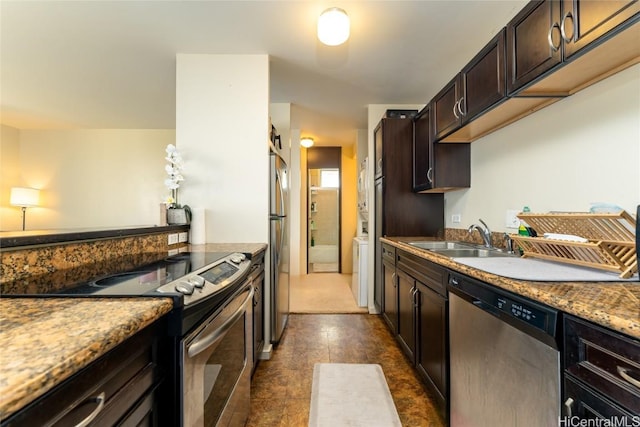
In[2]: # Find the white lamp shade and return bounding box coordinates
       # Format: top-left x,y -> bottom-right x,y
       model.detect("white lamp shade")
317,8 -> 350,46
301,137 -> 314,148
10,187 -> 40,207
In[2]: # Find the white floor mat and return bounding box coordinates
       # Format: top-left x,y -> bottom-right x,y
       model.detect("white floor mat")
309,363 -> 402,427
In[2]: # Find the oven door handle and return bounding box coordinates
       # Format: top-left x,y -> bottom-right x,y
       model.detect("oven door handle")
187,284 -> 254,358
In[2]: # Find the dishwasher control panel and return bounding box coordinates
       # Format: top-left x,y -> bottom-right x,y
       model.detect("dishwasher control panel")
449,273 -> 558,340
495,295 -> 547,331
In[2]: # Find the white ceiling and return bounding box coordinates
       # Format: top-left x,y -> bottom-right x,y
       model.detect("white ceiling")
1,0 -> 528,146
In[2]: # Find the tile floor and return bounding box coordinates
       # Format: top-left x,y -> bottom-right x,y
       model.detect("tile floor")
290,273 -> 368,314
247,314 -> 445,426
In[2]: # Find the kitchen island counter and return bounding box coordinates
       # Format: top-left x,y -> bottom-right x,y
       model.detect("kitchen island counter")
0,297 -> 173,420
383,237 -> 640,339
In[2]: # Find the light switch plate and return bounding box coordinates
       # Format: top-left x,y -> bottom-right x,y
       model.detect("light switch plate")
168,233 -> 179,245
505,210 -> 520,229
452,214 -> 461,223
178,232 -> 188,243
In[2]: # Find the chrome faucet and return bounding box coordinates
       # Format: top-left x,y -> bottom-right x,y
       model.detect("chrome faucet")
503,232 -> 515,254
468,219 -> 492,248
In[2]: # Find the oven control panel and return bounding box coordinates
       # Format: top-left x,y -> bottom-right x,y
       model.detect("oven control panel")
156,253 -> 250,305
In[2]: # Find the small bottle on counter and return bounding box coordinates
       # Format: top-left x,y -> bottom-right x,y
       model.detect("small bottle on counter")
518,206 -> 531,236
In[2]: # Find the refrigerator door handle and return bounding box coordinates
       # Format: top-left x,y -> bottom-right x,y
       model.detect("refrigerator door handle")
278,219 -> 285,266
276,169 -> 285,217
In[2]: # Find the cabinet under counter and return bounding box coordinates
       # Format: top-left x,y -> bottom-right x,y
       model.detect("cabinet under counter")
0,298 -> 173,423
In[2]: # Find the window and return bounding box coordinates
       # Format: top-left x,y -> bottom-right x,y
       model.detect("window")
320,169 -> 339,188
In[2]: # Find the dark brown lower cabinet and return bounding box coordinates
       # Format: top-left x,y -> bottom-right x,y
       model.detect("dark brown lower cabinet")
415,281 -> 447,411
251,252 -> 266,375
393,249 -> 448,421
396,269 -> 416,363
4,321 -> 164,427
563,376 -> 637,421
382,255 -> 398,334
563,314 -> 640,421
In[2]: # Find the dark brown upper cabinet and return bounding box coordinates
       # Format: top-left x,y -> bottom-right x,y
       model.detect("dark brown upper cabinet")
433,29 -> 507,142
562,0 -> 639,59
413,105 -> 432,191
508,0 -> 640,96
432,77 -> 461,142
506,1 -> 563,94
413,105 -> 470,193
427,1 -> 638,143
462,29 -> 507,122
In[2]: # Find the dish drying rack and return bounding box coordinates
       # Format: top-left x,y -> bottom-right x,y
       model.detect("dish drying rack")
509,211 -> 637,279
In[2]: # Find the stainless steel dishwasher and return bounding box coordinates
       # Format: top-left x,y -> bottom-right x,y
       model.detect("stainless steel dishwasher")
448,272 -> 561,427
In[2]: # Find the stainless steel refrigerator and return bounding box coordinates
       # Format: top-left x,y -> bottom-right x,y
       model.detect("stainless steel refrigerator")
269,148 -> 289,343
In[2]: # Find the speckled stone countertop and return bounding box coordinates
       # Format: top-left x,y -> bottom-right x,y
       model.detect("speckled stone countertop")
382,237 -> 640,340
0,298 -> 173,420
0,243 -> 266,420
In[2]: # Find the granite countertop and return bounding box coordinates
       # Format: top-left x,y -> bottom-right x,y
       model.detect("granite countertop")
0,297 -> 174,420
382,237 -> 640,340
0,224 -> 189,249
0,243 -> 267,420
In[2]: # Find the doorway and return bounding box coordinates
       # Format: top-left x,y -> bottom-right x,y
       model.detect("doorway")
306,147 -> 341,274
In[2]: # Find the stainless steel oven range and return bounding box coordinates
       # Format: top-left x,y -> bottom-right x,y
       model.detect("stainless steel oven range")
5,251 -> 255,427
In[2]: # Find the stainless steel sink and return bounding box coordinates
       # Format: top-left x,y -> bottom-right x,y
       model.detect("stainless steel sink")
407,240 -> 515,258
431,248 -> 513,258
407,241 -> 476,250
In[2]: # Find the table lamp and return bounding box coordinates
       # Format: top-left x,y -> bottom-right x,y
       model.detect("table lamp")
10,187 -> 40,230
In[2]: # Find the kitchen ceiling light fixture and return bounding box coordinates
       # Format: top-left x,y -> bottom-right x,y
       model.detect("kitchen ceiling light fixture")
10,187 -> 40,231
317,7 -> 350,46
300,137 -> 314,148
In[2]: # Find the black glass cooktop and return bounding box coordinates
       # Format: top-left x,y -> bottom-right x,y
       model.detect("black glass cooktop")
4,252 -> 232,297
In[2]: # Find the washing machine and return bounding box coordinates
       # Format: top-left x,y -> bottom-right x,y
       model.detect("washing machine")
352,236 -> 368,307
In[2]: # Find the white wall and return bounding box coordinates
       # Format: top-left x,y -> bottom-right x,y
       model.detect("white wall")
0,125 -> 21,230
1,127 -> 172,230
445,64 -> 640,230
176,54 -> 270,244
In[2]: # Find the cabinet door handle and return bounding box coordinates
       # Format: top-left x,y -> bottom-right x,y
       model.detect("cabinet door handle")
411,287 -> 418,307
617,366 -> 640,389
409,286 -> 415,303
253,285 -> 261,306
73,392 -> 106,427
457,96 -> 466,117
377,158 -> 383,172
391,272 -> 396,285
426,167 -> 434,184
560,11 -> 574,43
453,99 -> 460,119
564,397 -> 574,418
548,23 -> 561,52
